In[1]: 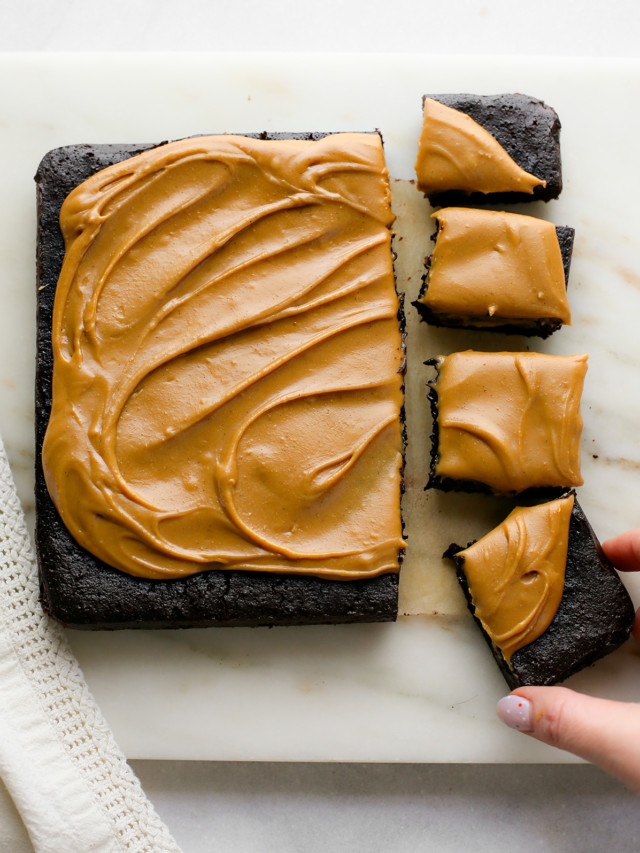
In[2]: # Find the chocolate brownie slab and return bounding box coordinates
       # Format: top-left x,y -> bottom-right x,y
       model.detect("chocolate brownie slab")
35,135 -> 404,629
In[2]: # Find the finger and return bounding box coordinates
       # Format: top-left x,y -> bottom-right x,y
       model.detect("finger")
497,686 -> 640,793
602,529 -> 640,573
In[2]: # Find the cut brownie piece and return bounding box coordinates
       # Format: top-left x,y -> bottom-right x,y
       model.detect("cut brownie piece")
427,351 -> 587,496
413,208 -> 574,338
415,94 -> 562,206
35,134 -> 406,629
445,492 -> 635,688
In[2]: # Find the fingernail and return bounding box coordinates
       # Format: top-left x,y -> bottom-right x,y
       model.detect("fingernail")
496,695 -> 534,732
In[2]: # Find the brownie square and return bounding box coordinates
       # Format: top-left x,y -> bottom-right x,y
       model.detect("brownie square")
413,208 -> 574,338
445,493 -> 635,688
427,351 -> 587,496
35,134 -> 404,629
416,93 -> 562,206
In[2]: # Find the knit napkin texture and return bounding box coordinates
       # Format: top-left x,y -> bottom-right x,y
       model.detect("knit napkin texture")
0,437 -> 182,853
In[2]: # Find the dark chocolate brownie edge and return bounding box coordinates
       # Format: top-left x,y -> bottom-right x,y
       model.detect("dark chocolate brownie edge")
395,291 -> 408,546
425,362 -> 444,494
556,225 -> 575,283
446,494 -> 635,688
413,304 -> 563,339
35,134 -> 402,630
423,93 -> 562,205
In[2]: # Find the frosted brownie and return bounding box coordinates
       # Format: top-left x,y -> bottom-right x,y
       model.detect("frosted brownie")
445,493 -> 635,688
414,208 -> 574,338
427,351 -> 587,496
415,94 -> 562,206
35,133 -> 406,629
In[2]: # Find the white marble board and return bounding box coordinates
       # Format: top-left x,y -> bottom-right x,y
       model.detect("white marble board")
1,53 -> 640,761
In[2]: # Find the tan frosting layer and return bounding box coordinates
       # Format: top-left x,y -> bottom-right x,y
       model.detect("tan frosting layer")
459,494 -> 574,660
421,208 -> 571,324
43,134 -> 406,581
415,98 -> 546,197
434,351 -> 587,494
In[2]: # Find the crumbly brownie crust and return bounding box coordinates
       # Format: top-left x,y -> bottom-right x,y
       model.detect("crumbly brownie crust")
445,494 -> 635,688
35,136 -> 403,629
423,93 -> 562,206
413,225 -> 575,338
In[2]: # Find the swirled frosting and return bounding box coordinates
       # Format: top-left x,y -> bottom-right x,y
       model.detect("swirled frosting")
434,351 -> 587,494
415,98 -> 546,197
43,134 -> 406,581
458,494 -> 574,660
421,208 -> 571,324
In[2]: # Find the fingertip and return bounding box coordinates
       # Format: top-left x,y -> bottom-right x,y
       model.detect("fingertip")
497,686 -> 572,736
496,693 -> 533,732
501,686 -> 576,748
602,529 -> 640,573
500,687 -> 640,793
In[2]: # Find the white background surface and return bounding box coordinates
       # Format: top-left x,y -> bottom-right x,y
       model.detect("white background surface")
2,1 -> 640,851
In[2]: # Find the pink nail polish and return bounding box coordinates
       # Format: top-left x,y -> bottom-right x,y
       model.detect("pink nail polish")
496,695 -> 534,732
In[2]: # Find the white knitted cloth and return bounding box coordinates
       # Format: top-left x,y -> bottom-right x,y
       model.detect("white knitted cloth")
0,437 -> 182,853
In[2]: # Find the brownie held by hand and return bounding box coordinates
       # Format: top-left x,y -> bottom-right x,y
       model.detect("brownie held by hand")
445,493 -> 635,688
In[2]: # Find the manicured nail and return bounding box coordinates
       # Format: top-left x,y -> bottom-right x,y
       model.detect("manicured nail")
496,695 -> 534,732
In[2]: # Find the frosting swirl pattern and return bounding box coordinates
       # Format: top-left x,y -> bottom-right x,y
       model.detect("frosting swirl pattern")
433,351 -> 587,494
43,134 -> 406,580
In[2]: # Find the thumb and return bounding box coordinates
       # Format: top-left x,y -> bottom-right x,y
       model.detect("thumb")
497,687 -> 640,792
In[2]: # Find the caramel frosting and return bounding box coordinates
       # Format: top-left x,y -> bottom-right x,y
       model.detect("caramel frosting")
415,98 -> 546,197
421,208 -> 571,324
458,495 -> 574,660
43,133 -> 406,581
433,351 -> 587,494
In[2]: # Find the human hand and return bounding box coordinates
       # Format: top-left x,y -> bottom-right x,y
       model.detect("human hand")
496,529 -> 640,792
